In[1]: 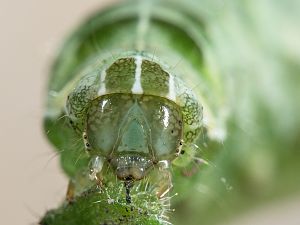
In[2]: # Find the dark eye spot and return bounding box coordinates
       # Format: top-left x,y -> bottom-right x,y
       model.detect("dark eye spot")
181,150 -> 185,155
85,143 -> 90,148
125,175 -> 134,181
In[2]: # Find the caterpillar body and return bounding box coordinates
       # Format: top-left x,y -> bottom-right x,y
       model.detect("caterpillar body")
42,0 -> 227,224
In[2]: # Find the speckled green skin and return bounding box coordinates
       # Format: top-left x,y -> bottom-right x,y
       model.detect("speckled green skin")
141,60 -> 170,95
106,58 -> 136,92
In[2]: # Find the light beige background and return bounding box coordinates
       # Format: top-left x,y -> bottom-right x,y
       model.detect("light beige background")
0,1 -> 116,224
0,1 -> 299,225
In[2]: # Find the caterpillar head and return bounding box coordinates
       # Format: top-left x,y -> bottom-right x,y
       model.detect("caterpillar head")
86,94 -> 183,181
66,55 -> 202,182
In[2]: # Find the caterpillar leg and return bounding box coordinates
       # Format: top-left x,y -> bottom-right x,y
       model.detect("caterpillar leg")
181,157 -> 210,177
66,180 -> 75,202
88,156 -> 105,187
155,160 -> 173,199
65,157 -> 105,202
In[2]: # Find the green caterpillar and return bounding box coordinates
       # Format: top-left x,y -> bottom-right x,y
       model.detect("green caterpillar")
42,0 -> 228,224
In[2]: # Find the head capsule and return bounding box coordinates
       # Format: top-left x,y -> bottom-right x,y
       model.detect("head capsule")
85,94 -> 183,181
66,55 -> 202,182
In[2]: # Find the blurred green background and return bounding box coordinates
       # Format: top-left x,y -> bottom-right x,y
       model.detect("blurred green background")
172,0 -> 300,224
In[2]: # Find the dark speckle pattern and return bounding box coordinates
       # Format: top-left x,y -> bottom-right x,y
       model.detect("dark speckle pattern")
105,58 -> 136,93
141,60 -> 169,96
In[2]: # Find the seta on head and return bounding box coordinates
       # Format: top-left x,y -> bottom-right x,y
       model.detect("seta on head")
66,53 -> 202,182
